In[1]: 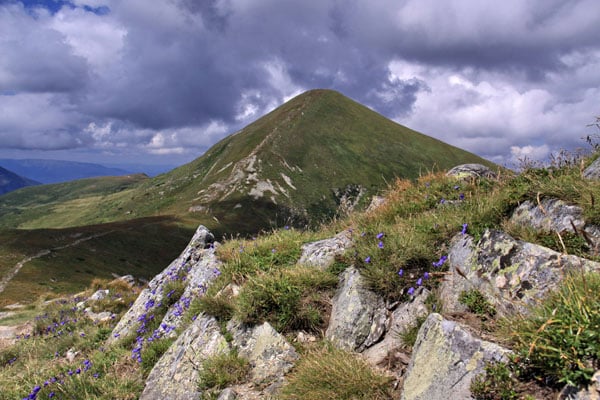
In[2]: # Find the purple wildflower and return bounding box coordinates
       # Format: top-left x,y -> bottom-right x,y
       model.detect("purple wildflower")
461,223 -> 468,235
416,278 -> 423,286
376,232 -> 384,239
364,256 -> 371,263
398,269 -> 403,277
459,193 -> 465,201
407,287 -> 415,296
378,241 -> 384,249
424,272 -> 430,280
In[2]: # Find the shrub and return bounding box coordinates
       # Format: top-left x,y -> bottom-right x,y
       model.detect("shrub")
504,271 -> 600,386
470,361 -> 518,400
459,289 -> 496,318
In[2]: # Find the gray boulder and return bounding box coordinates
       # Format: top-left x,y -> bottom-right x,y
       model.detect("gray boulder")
440,230 -> 600,316
583,157 -> 600,180
227,320 -> 299,387
510,198 -> 599,254
140,314 -> 229,400
158,250 -> 222,338
297,230 -> 353,270
401,313 -> 510,400
326,266 -> 387,352
447,164 -> 497,180
109,225 -> 217,343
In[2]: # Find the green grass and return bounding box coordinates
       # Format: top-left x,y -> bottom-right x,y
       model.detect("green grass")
279,343 -> 395,400
0,287 -> 145,399
197,349 -> 250,392
0,217 -> 195,307
235,266 -> 338,332
502,271 -> 600,387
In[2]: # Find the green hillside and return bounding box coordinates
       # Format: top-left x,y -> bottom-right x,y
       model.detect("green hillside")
0,89 -> 494,233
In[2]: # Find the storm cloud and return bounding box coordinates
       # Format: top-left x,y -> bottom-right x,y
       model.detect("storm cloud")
1,0 -> 599,166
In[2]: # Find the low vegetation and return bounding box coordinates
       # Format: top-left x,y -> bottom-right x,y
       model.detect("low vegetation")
0,148 -> 598,398
279,343 -> 395,400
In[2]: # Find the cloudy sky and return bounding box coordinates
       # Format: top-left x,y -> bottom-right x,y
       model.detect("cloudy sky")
1,0 -> 599,170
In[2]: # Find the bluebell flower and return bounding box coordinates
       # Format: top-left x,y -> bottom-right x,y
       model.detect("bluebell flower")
377,241 -> 384,249
416,278 -> 423,286
461,223 -> 468,235
398,269 -> 403,277
407,287 -> 415,296
423,272 -> 430,279
364,256 -> 371,263
376,232 -> 384,239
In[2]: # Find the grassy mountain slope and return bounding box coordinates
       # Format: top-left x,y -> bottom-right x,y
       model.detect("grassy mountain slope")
0,174 -> 148,229
0,89 -> 494,233
0,217 -> 194,306
0,166 -> 39,195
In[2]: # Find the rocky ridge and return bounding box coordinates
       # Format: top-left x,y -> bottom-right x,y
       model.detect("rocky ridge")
105,162 -> 600,400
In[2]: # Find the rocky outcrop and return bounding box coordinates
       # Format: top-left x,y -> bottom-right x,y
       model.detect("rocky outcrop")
560,370 -> 600,400
447,164 -> 497,180
297,230 -> 353,270
326,266 -> 387,352
227,320 -> 298,387
141,314 -> 228,400
363,288 -> 430,366
510,198 -> 599,254
440,230 -> 600,316
583,157 -> 600,180
108,225 -> 216,343
401,313 -> 510,400
158,250 -> 223,338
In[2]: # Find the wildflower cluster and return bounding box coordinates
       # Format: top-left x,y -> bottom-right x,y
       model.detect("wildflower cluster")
22,359 -> 98,400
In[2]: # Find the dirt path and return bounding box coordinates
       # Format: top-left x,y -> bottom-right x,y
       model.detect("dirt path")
0,231 -> 114,296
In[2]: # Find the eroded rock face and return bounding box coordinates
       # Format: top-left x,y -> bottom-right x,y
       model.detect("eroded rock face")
297,230 -> 353,270
140,314 -> 229,400
326,266 -> 387,352
583,157 -> 600,180
401,313 -> 510,400
363,288 -> 430,366
440,230 -> 600,316
446,164 -> 497,180
109,225 -> 217,343
227,320 -> 299,387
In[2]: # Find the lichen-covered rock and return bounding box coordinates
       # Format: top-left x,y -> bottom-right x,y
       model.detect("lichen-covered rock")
297,230 -> 353,270
326,266 -> 387,352
447,164 -> 497,180
363,288 -> 430,366
109,225 -> 216,343
510,198 -> 599,254
583,157 -> 600,180
440,230 -> 600,316
401,313 -> 510,400
227,320 -> 298,387
158,250 -> 222,338
217,388 -> 237,400
140,314 -> 229,400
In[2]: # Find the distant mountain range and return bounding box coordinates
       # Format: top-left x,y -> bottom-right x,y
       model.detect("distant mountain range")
0,89 -> 495,235
0,159 -> 132,184
0,166 -> 40,195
